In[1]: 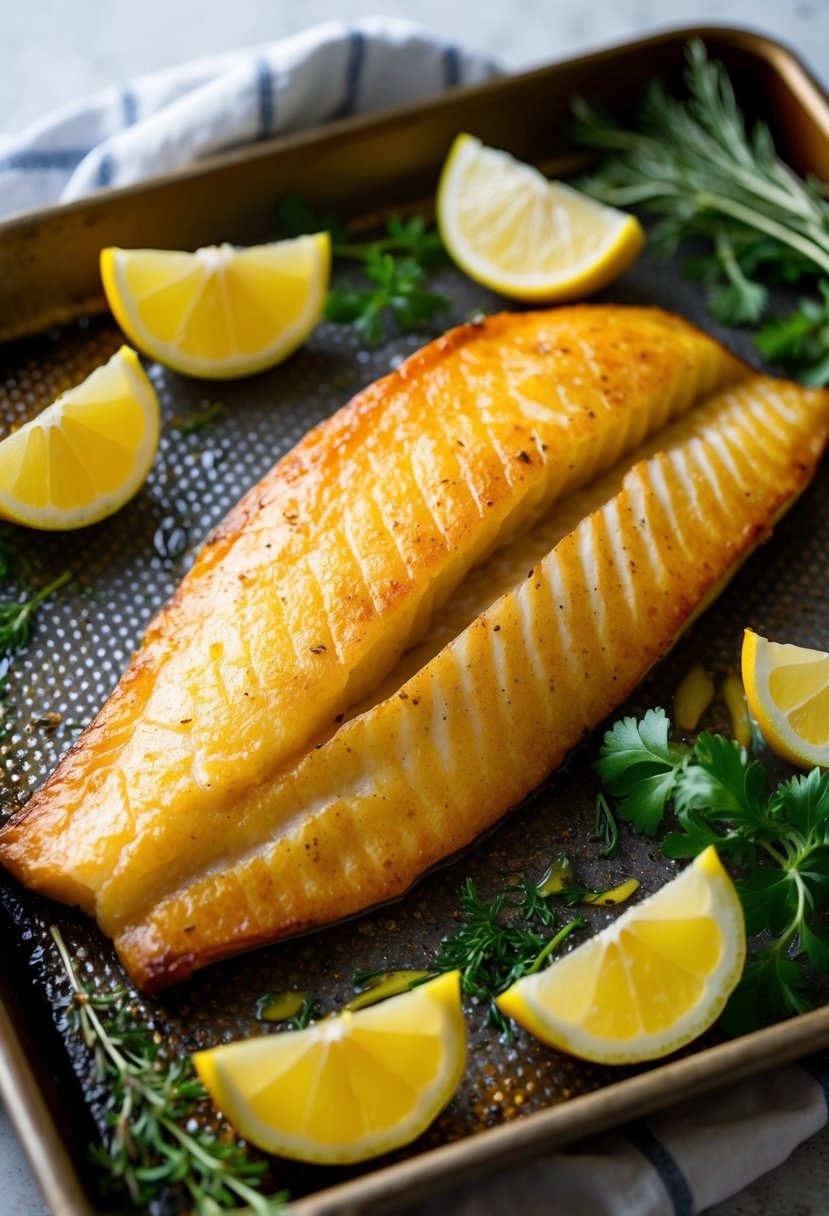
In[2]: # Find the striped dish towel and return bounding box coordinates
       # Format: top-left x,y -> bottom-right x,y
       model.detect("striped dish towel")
0,17 -> 497,219
1,18 -> 827,1215
413,1054 -> 829,1215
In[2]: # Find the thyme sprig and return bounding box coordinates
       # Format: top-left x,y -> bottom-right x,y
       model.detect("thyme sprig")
0,569 -> 71,656
428,878 -> 585,1038
51,927 -> 284,1215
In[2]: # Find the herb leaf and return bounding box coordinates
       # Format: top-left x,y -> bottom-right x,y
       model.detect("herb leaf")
325,248 -> 448,346
598,706 -> 829,1033
756,280 -> 829,385
52,928 -> 284,1214
428,878 -> 584,1038
572,39 -> 829,349
596,708 -> 690,833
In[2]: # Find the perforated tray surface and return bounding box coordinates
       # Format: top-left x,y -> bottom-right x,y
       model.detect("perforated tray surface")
1,251 -> 828,1211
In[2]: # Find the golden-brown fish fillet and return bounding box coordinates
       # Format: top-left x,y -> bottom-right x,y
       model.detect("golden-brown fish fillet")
2,306 -> 826,991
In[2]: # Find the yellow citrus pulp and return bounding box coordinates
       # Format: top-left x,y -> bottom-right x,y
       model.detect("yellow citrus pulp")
436,133 -> 645,301
496,846 -> 745,1063
742,628 -> 829,767
100,233 -> 330,379
193,970 -> 466,1164
0,346 -> 160,530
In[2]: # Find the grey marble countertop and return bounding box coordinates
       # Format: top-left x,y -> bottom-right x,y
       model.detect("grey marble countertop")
3,2 -> 829,1214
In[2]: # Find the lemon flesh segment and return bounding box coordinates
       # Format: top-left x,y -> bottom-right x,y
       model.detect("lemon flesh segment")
0,346 -> 160,531
436,134 -> 645,301
100,233 -> 331,380
496,847 -> 745,1063
742,629 -> 829,767
193,970 -> 466,1163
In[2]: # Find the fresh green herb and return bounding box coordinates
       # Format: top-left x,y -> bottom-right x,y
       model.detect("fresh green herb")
596,708 -> 829,1032
331,214 -> 445,269
755,280 -> 829,385
51,927 -> 284,1214
593,792 -> 619,858
572,39 -> 829,343
171,401 -> 224,434
278,194 -> 349,243
279,195 -> 449,345
0,539 -> 34,582
596,708 -> 690,834
0,569 -> 71,657
325,246 -> 449,346
428,878 -> 585,1038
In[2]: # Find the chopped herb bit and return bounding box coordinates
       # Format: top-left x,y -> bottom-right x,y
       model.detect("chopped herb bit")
51,927 -> 285,1214
593,792 -> 619,858
171,401 -> 224,434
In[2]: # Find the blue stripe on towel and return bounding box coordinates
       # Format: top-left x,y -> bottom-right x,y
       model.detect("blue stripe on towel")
121,86 -> 139,127
0,148 -> 91,172
332,29 -> 366,119
626,1122 -> 694,1216
802,1054 -> 829,1117
97,152 -> 114,187
444,44 -> 462,87
255,57 -> 275,138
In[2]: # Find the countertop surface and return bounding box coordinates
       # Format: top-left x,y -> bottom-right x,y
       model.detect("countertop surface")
3,2 -> 829,1214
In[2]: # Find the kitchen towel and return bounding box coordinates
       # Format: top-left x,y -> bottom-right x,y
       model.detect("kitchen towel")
0,17 -> 497,218
1,17 -> 827,1216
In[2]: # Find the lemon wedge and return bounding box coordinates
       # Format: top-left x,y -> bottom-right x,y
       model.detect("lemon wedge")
100,234 -> 330,380
496,847 -> 745,1063
0,346 -> 160,531
193,971 -> 466,1164
742,629 -> 829,767
436,133 -> 644,301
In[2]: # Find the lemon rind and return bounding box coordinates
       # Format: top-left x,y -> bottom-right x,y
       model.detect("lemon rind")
436,134 -> 645,302
742,628 -> 829,768
193,971 -> 466,1164
101,234 -> 331,381
496,848 -> 746,1064
0,346 -> 160,531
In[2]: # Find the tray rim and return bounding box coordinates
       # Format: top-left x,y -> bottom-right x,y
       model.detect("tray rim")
3,21 -> 829,1216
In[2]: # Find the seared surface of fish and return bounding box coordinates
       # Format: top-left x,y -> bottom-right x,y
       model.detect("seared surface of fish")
1,306 -> 825,990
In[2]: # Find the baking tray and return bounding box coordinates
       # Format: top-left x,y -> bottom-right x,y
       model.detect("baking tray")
2,24 -> 829,1216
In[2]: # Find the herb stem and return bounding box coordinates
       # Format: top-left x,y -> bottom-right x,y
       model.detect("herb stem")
524,917 -> 587,976
694,190 -> 829,276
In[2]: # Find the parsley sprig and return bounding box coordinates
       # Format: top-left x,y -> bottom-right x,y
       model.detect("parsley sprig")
279,197 -> 449,345
572,40 -> 829,379
428,877 -> 585,1038
51,927 -> 284,1214
596,708 -> 829,1031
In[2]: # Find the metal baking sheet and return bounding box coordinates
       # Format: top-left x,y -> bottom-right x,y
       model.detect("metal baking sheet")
2,25 -> 829,1216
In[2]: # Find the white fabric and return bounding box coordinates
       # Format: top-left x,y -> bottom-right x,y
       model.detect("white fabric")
413,1060 -> 829,1215
0,17 -> 497,219
1,18 -> 827,1214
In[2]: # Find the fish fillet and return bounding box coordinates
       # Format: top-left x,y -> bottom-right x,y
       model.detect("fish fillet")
1,306 -> 826,991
